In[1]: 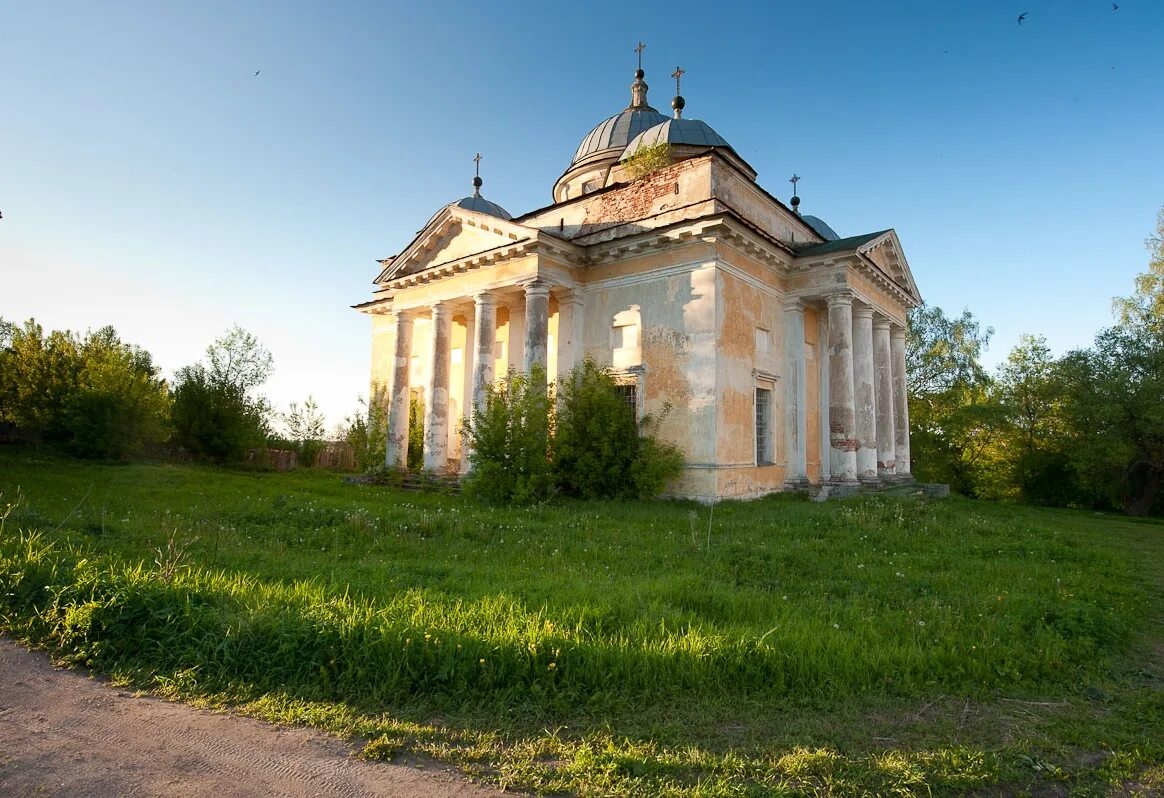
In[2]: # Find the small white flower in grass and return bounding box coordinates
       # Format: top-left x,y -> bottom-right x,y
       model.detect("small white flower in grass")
833,623 -> 839,629
857,563 -> 865,569
782,596 -> 788,601
917,620 -> 925,626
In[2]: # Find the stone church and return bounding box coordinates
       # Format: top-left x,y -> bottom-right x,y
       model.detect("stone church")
355,56 -> 921,499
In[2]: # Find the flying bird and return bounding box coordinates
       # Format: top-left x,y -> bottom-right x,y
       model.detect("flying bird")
1112,3 -> 1118,10
254,70 -> 261,77
1017,11 -> 1028,24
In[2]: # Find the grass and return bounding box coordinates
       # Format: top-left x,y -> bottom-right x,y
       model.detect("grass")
1,447 -> 1162,796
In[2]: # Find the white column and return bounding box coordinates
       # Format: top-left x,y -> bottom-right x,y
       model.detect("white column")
852,304 -> 878,482
422,302 -> 452,472
384,309 -> 414,468
818,309 -> 831,481
891,324 -> 912,477
523,280 -> 551,385
783,298 -> 807,482
555,290 -> 586,383
873,316 -> 896,477
470,292 -> 497,419
827,293 -> 858,482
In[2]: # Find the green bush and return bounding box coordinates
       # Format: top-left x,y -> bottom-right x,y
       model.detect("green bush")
408,392 -> 425,471
464,359 -> 684,503
170,365 -> 268,463
463,367 -> 553,504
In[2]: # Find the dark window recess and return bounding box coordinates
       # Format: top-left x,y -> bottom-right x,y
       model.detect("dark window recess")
614,384 -> 638,418
755,387 -> 772,464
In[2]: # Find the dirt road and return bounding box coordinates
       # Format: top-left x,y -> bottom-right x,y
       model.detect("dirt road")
0,639 -> 507,797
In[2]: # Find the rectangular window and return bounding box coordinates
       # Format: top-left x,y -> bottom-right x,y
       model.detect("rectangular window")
614,384 -> 638,419
755,387 -> 772,465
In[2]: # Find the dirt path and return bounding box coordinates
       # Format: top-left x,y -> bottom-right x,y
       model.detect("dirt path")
0,639 -> 508,798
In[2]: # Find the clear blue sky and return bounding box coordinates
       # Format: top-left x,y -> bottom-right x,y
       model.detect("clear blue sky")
2,0 -> 1161,429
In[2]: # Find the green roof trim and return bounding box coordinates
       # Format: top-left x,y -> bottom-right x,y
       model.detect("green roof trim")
793,229 -> 890,256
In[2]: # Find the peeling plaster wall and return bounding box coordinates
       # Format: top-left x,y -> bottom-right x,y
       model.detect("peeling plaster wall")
714,266 -> 787,498
709,159 -> 822,248
582,257 -> 719,499
523,157 -> 714,242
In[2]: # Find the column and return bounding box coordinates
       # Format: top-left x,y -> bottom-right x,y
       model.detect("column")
555,290 -> 586,383
873,316 -> 896,477
852,303 -> 878,482
470,292 -> 497,419
818,310 -> 831,481
523,280 -> 551,384
783,298 -> 807,482
385,309 -> 414,468
827,293 -> 858,482
891,324 -> 912,477
422,302 -> 452,472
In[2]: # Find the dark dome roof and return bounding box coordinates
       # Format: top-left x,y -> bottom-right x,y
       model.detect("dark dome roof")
572,105 -> 669,166
620,117 -> 732,158
451,193 -> 512,220
802,214 -> 839,241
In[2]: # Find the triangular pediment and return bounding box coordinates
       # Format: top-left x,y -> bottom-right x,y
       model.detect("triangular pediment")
375,207 -> 537,284
856,230 -> 920,305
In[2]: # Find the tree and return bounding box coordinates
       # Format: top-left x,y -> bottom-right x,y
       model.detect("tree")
0,320 -> 170,458
906,303 -> 998,494
170,327 -> 272,463
206,325 -> 272,393
1059,209 -> 1164,515
994,335 -> 1076,505
284,396 -> 326,466
344,382 -> 388,472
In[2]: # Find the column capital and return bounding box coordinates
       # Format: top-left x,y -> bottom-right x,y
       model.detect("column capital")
555,287 -> 586,308
852,303 -> 875,321
429,300 -> 452,319
890,324 -> 908,342
388,306 -> 420,322
872,314 -> 892,332
519,278 -> 552,298
825,291 -> 853,308
473,290 -> 497,309
782,297 -> 805,313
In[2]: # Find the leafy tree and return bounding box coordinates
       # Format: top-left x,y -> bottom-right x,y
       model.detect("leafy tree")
170,327 -> 272,463
993,335 -> 1076,505
283,396 -> 326,466
207,324 -> 272,393
1058,210 -> 1164,515
906,303 -> 998,494
344,382 -> 388,472
0,319 -> 170,457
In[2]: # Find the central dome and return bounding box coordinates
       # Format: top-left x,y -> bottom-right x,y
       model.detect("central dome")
572,104 -> 669,167
553,67 -> 668,202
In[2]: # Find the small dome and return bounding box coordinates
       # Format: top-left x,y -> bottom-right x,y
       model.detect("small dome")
620,117 -> 732,158
802,214 -> 839,241
572,105 -> 669,166
451,193 -> 512,220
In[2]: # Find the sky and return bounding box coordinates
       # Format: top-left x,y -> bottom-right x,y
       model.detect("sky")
2,0 -> 1162,431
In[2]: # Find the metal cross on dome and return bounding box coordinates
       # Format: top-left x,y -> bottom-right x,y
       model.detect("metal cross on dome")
474,152 -> 482,177
634,41 -> 646,70
672,65 -> 685,95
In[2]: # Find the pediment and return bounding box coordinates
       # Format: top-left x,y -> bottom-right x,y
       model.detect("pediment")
375,207 -> 536,284
857,230 -> 920,305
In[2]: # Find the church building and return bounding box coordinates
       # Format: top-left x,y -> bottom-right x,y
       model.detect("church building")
355,53 -> 922,499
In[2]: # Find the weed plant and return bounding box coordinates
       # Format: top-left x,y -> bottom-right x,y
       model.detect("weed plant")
0,449 -> 1161,796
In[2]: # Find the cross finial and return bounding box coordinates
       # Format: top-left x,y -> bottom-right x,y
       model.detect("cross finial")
473,152 -> 482,177
671,65 -> 685,95
634,41 -> 646,70
789,173 -> 801,193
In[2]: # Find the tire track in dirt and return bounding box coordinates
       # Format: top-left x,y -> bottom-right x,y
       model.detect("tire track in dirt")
0,639 -> 509,798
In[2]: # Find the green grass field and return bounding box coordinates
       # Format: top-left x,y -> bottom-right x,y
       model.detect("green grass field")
1,448 -> 1161,796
